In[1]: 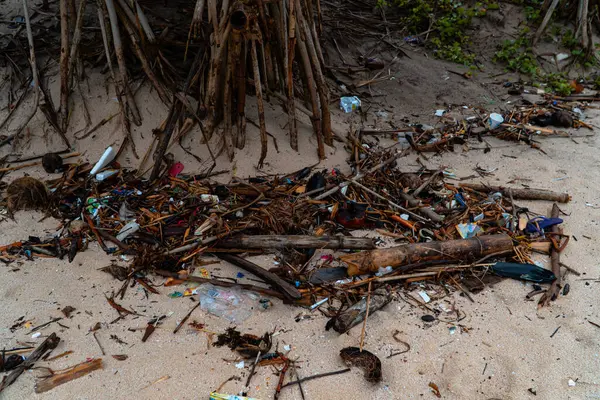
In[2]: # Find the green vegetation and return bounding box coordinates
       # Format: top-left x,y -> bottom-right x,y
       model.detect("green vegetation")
493,31 -> 538,75
379,0 -> 499,65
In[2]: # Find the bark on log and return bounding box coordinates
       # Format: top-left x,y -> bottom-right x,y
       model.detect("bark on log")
458,183 -> 570,203
216,253 -> 301,300
216,235 -> 376,250
341,234 -> 514,276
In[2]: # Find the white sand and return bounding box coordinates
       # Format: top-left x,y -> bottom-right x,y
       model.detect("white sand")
1,27 -> 599,399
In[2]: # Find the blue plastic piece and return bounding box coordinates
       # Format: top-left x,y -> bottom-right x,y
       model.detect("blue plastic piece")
491,262 -> 556,283
525,217 -> 563,234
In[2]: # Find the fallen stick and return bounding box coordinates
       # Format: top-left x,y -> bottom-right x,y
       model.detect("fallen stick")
35,358 -> 103,393
281,368 -> 351,389
216,253 -> 302,300
458,183 -> 570,203
173,303 -> 200,334
0,152 -> 80,173
341,234 -> 514,276
500,122 -> 569,136
539,203 -> 562,306
215,235 -> 376,250
0,333 -> 60,393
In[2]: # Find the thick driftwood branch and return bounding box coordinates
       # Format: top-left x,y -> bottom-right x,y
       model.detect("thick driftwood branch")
216,235 -> 376,250
216,253 -> 302,300
458,183 -> 570,203
341,234 -> 513,276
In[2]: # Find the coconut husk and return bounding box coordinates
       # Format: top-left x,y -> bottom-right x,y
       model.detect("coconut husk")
6,176 -> 49,213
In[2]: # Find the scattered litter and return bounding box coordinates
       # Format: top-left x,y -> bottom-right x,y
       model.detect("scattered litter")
417,291 -> 431,303
340,96 -> 361,113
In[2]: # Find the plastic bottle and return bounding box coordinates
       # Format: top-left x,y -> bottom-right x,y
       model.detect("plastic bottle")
340,96 -> 361,113
90,147 -> 116,175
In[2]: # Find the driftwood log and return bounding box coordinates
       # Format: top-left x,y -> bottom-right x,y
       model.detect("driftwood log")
216,235 -> 376,250
458,183 -> 570,203
216,253 -> 302,300
341,234 -> 514,276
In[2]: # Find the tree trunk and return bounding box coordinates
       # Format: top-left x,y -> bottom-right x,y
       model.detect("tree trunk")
341,234 -> 514,276
458,183 -> 570,203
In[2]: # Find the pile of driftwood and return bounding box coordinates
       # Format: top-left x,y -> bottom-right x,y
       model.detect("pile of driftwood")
1,0 -> 331,169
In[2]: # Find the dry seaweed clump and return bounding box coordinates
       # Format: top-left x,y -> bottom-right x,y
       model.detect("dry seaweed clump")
6,176 -> 49,213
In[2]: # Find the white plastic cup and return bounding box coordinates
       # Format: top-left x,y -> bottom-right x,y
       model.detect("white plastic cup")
489,113 -> 504,129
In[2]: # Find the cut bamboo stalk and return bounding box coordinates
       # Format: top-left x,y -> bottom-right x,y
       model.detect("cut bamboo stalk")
251,39 -> 268,168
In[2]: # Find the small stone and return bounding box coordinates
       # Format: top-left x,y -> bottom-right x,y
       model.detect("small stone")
421,315 -> 436,322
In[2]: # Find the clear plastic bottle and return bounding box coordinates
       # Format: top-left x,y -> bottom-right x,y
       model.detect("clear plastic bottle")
340,96 -> 361,113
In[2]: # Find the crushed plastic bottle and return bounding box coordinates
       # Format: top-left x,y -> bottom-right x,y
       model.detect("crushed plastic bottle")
197,283 -> 259,323
340,96 -> 361,113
